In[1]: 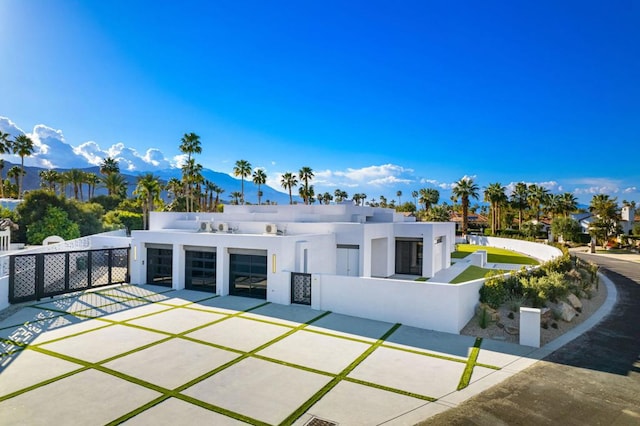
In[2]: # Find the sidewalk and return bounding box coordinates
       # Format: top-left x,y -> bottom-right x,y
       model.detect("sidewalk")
0,277 -> 616,425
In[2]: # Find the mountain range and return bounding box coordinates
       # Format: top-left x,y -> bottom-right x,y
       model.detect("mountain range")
2,160 -> 295,204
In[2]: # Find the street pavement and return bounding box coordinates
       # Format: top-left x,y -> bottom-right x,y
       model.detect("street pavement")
420,252 -> 640,425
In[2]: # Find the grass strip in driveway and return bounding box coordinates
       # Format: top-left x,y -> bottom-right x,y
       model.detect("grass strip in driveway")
457,337 -> 482,390
279,322 -> 402,425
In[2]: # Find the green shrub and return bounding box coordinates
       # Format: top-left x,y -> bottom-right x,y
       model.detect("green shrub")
479,275 -> 508,309
521,271 -> 569,307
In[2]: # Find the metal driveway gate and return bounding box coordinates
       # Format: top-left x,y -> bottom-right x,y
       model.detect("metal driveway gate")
291,272 -> 312,305
9,247 -> 130,303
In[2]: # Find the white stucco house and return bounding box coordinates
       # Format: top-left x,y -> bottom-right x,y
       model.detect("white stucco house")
572,205 -> 636,237
129,204 -> 455,305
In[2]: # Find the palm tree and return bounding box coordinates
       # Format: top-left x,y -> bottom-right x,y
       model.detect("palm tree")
484,182 -> 507,235
589,194 -> 620,247
0,131 -> 10,199
99,157 -> 120,176
179,133 -> 202,212
229,191 -> 242,205
411,190 -> 419,207
418,188 -> 439,210
559,192 -> 578,218
85,172 -> 100,199
321,192 -> 333,205
334,189 -> 348,203
510,182 -> 529,229
0,159 -> 5,199
527,184 -> 549,221
39,169 -> 59,192
12,134 -> 34,198
298,166 -> 314,205
252,168 -> 267,205
396,190 -> 402,205
7,166 -> 24,197
182,158 -> 203,211
66,169 -> 85,200
299,184 -> 315,204
134,173 -> 162,230
102,172 -> 127,198
213,184 -> 225,210
452,177 -> 480,234
233,159 -> 252,205
280,172 -> 298,204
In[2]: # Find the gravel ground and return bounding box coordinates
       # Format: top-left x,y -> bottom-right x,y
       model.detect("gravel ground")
460,280 -> 607,345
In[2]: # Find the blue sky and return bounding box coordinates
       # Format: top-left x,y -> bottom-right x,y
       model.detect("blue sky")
1,0 -> 638,204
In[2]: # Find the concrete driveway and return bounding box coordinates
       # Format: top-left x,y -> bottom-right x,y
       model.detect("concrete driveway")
0,279 -> 615,425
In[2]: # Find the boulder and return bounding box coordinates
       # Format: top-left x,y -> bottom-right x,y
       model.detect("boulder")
540,307 -> 552,327
556,301 -> 577,322
476,303 -> 500,322
566,293 -> 582,310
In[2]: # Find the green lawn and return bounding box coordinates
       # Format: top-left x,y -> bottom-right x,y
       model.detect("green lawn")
452,244 -> 539,265
450,265 -> 498,284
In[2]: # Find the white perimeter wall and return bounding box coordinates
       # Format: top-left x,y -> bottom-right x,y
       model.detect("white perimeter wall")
467,235 -> 562,262
313,274 -> 484,334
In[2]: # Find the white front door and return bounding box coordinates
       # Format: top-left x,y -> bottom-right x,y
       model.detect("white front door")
336,245 -> 359,276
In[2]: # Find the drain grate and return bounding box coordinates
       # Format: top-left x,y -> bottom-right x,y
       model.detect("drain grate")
305,416 -> 338,426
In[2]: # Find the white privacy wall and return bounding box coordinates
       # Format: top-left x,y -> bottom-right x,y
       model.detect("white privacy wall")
312,274 -> 485,334
467,236 -> 562,262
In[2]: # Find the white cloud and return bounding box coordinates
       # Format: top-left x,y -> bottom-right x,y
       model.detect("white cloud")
0,117 -> 174,171
623,187 -> 637,194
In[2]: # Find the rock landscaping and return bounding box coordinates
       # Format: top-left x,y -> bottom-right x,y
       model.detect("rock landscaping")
461,247 -> 606,346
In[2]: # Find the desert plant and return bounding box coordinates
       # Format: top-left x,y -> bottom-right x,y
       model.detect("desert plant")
506,293 -> 528,312
479,275 -> 509,309
479,307 -> 488,329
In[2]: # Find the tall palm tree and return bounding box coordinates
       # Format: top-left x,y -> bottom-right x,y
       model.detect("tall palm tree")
0,159 -> 5,199
452,177 -> 480,234
298,167 -> 314,205
252,168 -> 267,205
134,173 -> 162,230
99,157 -> 120,176
527,184 -> 549,221
280,172 -> 298,204
12,134 -> 34,198
510,182 -> 529,229
0,131 -> 10,199
179,133 -> 202,212
182,158 -> 203,212
7,166 -> 24,198
396,190 -> 402,205
411,190 -> 419,208
484,182 -> 507,235
86,172 -> 100,199
205,180 -> 217,211
233,159 -> 252,205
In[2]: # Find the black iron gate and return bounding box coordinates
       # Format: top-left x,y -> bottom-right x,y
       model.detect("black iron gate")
291,272 -> 312,305
9,247 -> 130,303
